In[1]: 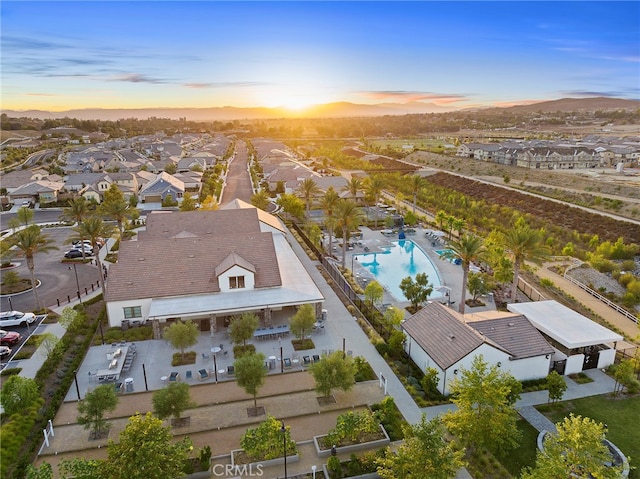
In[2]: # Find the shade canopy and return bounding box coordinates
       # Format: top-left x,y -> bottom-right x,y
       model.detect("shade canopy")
508,301 -> 622,349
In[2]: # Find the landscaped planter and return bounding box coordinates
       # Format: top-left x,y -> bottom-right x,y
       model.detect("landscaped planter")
313,424 -> 390,458
321,465 -> 380,479
230,449 -> 300,469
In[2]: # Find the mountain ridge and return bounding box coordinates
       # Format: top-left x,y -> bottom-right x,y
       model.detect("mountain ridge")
4,97 -> 638,121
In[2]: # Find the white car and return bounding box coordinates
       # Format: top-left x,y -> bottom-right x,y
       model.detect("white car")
71,244 -> 95,254
0,311 -> 37,328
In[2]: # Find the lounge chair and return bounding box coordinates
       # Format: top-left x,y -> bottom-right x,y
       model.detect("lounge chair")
303,356 -> 311,366
283,357 -> 292,369
186,370 -> 193,381
169,371 -> 180,382
312,354 -> 320,363
227,365 -> 235,376
198,369 -> 209,381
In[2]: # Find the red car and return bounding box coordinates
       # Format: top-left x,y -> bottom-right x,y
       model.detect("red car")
0,329 -> 22,346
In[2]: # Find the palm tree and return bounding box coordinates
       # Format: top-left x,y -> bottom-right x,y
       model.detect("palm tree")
334,199 -> 363,269
9,225 -> 58,310
71,216 -> 115,293
341,177 -> 363,202
441,233 -> 486,314
408,175 -> 424,214
60,197 -> 91,258
452,218 -> 467,239
502,220 -> 550,302
320,187 -> 340,254
251,189 -> 271,211
296,177 -> 321,220
435,210 -> 447,232
364,176 -> 385,228
99,184 -> 133,239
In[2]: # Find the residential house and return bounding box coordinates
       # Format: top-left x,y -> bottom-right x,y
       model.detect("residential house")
104,206 -> 325,334
137,171 -> 185,204
8,180 -> 65,205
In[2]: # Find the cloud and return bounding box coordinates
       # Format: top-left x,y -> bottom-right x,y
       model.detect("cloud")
558,90 -> 640,99
359,90 -> 468,104
183,81 -> 266,89
25,93 -> 59,97
109,74 -> 168,84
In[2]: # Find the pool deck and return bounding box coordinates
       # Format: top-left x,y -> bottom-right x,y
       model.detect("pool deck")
347,226 -> 496,318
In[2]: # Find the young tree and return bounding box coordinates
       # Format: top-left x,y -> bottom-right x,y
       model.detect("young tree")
399,272 -> 433,310
467,272 -> 489,302
443,355 -> 521,455
76,384 -> 118,438
163,321 -> 199,360
276,193 -> 304,222
612,358 -> 640,396
309,351 -> 355,400
521,414 -> 625,479
101,412 -> 192,479
36,332 -> 59,359
8,225 -> 58,310
59,197 -> 89,227
383,305 -> 405,328
376,415 -> 465,479
179,194 -> 197,211
251,189 -> 271,211
441,233 -> 486,314
0,376 -> 41,417
234,352 -> 267,409
229,312 -> 259,348
364,280 -> 384,307
152,382 -> 196,421
289,303 -> 316,340
16,206 -> 34,226
546,370 -> 567,404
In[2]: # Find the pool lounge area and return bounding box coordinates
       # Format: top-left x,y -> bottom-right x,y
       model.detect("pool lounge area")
355,239 -> 443,302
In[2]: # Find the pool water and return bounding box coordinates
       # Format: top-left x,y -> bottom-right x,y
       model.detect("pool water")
355,240 -> 442,301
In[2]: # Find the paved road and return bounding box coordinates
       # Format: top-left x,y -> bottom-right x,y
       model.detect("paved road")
220,140 -> 253,206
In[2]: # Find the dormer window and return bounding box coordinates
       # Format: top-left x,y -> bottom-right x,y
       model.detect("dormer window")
229,276 -> 245,289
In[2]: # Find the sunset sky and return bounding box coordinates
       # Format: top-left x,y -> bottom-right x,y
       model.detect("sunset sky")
2,1 -> 638,112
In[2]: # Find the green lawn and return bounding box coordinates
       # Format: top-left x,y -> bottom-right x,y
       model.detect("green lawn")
494,418 -> 540,477
538,394 -> 640,478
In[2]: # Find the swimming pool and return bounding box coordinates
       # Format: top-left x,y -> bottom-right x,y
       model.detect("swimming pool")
355,240 -> 442,301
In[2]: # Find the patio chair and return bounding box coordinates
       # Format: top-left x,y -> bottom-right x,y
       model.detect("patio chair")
303,356 -> 311,365
198,369 -> 209,381
283,357 -> 292,369
169,371 -> 180,382
202,352 -> 210,360
227,365 -> 235,376
313,354 -> 320,363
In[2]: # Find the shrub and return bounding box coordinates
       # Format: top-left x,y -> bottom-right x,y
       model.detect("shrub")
240,415 -> 297,462
326,410 -> 381,447
327,455 -> 342,479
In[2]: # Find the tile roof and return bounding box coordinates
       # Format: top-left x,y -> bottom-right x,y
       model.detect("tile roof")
470,315 -> 554,360
105,229 -> 281,302
402,302 -> 485,370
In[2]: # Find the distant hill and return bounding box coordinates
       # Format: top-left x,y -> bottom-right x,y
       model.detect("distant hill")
4,97 -> 638,121
506,97 -> 640,113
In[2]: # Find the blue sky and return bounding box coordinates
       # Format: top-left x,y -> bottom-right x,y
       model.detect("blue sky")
2,1 -> 638,112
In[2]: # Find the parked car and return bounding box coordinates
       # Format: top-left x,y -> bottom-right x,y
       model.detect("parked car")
64,249 -> 92,258
72,239 -> 103,249
71,244 -> 95,253
0,345 -> 11,358
0,329 -> 22,346
21,200 -> 32,208
0,311 -> 36,328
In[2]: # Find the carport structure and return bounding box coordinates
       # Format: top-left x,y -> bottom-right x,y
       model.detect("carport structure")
508,300 -> 622,376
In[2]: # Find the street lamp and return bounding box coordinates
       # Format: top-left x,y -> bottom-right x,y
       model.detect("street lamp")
281,421 -> 288,479
68,264 -> 82,304
311,465 -> 316,479
351,254 -> 357,272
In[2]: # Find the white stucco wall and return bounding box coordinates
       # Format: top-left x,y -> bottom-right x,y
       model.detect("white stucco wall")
565,354 -> 585,375
218,265 -> 255,293
106,298 -> 153,328
597,348 -> 616,369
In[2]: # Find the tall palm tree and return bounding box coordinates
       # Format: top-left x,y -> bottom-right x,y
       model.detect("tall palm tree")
71,216 -> 115,293
435,210 -> 447,232
408,175 -> 424,214
60,197 -> 91,258
250,189 -> 271,211
9,225 -> 58,310
441,233 -> 486,314
320,187 -> 340,255
341,177 -> 363,202
334,199 -> 363,269
502,220 -> 550,302
99,184 -> 133,239
296,177 -> 321,220
364,176 -> 385,228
